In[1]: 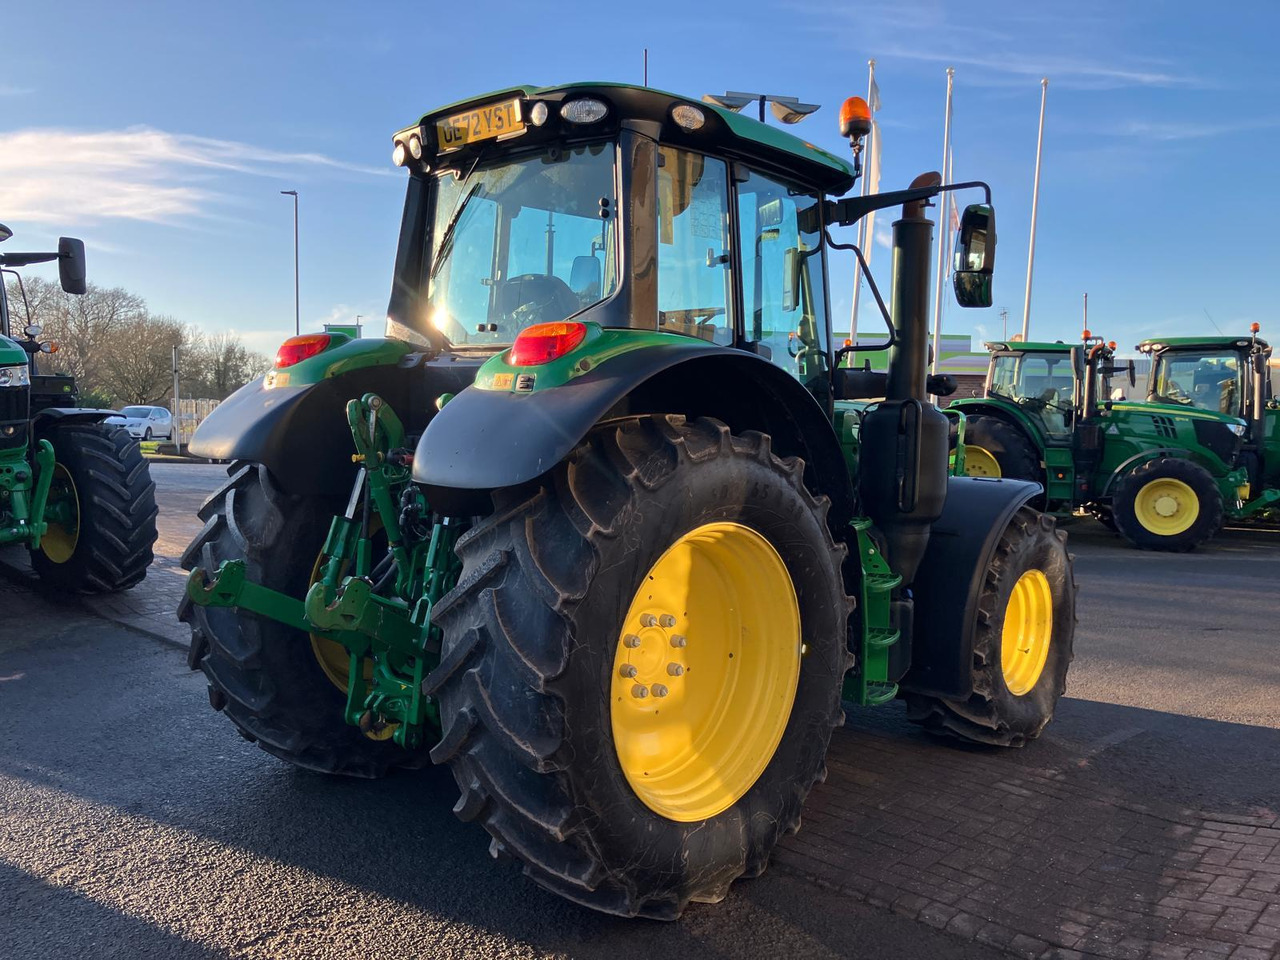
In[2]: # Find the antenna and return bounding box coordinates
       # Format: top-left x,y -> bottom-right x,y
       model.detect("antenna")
1203,307 -> 1224,335
643,48 -> 648,86
999,308 -> 1009,340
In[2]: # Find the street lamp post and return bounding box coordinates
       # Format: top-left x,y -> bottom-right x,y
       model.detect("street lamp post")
280,190 -> 299,336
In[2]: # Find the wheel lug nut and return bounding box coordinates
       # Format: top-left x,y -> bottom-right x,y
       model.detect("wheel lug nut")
631,684 -> 649,698
651,684 -> 668,697
619,664 -> 638,678
623,634 -> 641,648
658,614 -> 676,628
640,613 -> 658,627
670,635 -> 687,648
667,662 -> 684,676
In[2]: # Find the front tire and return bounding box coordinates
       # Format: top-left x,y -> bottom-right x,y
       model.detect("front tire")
962,415 -> 1041,487
906,507 -> 1075,746
427,415 -> 851,918
144,427 -> 153,440
1112,457 -> 1222,552
177,462 -> 423,776
30,421 -> 158,593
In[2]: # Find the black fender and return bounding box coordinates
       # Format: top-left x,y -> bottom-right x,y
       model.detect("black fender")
414,345 -> 855,526
31,407 -> 117,429
898,476 -> 1041,700
189,356 -> 482,497
1098,446 -> 1191,499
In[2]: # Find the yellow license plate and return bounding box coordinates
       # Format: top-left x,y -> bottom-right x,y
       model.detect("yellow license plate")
436,99 -> 524,151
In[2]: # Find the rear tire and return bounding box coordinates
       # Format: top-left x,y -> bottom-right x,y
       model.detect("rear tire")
177,461 -> 424,776
1112,457 -> 1222,552
30,421 -> 157,593
962,415 -> 1042,487
427,415 -> 851,918
906,508 -> 1075,747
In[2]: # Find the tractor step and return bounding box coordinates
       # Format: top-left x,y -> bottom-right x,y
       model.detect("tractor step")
844,519 -> 902,706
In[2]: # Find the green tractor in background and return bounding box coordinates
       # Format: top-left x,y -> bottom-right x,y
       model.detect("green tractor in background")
0,225 -> 158,591
952,331 -> 1265,551
181,83 -> 1075,917
1138,327 -> 1280,517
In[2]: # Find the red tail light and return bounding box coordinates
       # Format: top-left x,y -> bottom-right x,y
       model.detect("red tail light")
508,322 -> 588,367
275,334 -> 331,368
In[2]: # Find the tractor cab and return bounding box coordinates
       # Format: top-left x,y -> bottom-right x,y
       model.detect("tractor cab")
982,340 -> 1080,437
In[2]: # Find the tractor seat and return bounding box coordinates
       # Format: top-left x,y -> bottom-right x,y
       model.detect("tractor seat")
493,274 -> 582,326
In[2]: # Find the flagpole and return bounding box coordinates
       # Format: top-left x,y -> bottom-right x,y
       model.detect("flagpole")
1021,77 -> 1048,341
849,58 -> 876,342
930,66 -> 954,376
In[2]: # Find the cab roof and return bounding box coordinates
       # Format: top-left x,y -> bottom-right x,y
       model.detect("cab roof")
985,340 -> 1076,353
403,81 -> 857,195
1137,336 -> 1270,353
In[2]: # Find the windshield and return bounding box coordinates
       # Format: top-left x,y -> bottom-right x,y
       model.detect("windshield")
1152,350 -> 1242,414
424,142 -> 618,346
120,406 -> 151,417
989,353 -> 1075,408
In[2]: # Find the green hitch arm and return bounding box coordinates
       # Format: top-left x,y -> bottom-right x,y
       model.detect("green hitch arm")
303,577 -> 426,661
28,440 -> 55,550
186,560 -> 314,635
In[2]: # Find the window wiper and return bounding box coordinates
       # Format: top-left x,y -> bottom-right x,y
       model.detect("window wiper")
429,181 -> 481,282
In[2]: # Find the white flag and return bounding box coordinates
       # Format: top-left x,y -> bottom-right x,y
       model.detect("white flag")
862,119 -> 883,269
868,74 -> 881,113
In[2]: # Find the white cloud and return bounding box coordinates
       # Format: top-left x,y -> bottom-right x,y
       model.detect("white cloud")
0,126 -> 392,226
0,85 -> 34,97
874,222 -> 892,250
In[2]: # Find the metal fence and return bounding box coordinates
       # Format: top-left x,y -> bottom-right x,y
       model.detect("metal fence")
169,397 -> 220,447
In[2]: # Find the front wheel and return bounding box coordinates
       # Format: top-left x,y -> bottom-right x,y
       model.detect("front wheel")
428,415 -> 851,918
962,415 -> 1042,487
144,427 -> 153,441
1112,457 -> 1223,551
31,421 -> 158,593
906,507 -> 1075,746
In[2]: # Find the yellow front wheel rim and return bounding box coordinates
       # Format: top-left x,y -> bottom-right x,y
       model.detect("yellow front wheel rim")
964,446 -> 1002,478
1133,478 -> 1199,536
40,464 -> 80,564
1000,569 -> 1053,696
610,521 -> 801,822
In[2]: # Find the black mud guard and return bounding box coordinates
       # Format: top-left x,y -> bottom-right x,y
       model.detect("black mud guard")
190,357 -> 481,497
413,344 -> 855,526
898,476 -> 1042,700
31,407 -> 117,428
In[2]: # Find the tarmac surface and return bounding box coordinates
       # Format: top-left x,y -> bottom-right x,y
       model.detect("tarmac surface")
1,462 -> 1278,960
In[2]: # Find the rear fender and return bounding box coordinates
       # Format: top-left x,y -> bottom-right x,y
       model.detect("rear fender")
898,476 -> 1041,700
31,407 -> 116,430
414,346 -> 855,526
190,353 -> 482,497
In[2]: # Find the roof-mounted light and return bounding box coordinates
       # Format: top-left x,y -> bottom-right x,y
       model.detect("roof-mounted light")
392,140 -> 409,166
1108,341 -> 1117,350
1082,329 -> 1092,340
528,101 -> 549,127
560,98 -> 608,124
671,104 -> 706,131
408,133 -> 423,160
839,96 -> 872,140
1251,322 -> 1261,333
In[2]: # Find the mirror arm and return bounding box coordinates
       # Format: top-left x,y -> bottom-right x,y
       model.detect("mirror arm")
0,251 -> 60,268
827,180 -> 992,226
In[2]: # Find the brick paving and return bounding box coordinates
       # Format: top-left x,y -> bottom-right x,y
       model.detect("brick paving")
776,718 -> 1280,960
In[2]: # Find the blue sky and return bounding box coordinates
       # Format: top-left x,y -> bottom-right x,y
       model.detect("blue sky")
3,0 -> 1277,357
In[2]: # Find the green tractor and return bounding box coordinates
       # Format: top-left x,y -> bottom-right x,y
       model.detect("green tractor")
953,332 -> 1260,551
1138,327 -> 1280,518
0,225 -> 158,591
180,83 -> 1075,917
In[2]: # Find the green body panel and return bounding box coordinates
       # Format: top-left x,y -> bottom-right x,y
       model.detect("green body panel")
264,335 -> 413,390
984,341 -> 1075,354
0,335 -> 28,366
408,81 -> 855,185
473,324 -> 720,393
1138,336 -> 1263,352
948,396 -> 1079,504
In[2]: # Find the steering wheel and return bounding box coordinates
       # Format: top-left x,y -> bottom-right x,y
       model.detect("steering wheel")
497,274 -> 582,328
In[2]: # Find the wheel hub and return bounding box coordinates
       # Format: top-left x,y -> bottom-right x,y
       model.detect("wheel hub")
610,522 -> 800,823
1000,568 -> 1053,696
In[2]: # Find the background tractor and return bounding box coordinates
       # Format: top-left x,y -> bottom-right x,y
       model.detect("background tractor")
952,332 -> 1258,551
180,83 -> 1075,917
0,225 -> 158,591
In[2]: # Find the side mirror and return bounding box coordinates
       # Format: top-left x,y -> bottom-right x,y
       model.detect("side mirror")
24,323 -> 42,339
58,237 -> 87,295
952,204 -> 995,308
0,223 -> 12,243
1128,361 -> 1137,388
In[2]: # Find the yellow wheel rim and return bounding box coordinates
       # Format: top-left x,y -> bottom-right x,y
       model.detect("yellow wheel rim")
1000,569 -> 1053,696
307,523 -> 397,741
964,445 -> 1002,478
40,464 -> 80,564
1133,477 -> 1199,536
610,521 -> 801,822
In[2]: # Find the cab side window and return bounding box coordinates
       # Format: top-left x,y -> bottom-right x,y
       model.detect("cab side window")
735,171 -> 830,393
656,147 -> 733,344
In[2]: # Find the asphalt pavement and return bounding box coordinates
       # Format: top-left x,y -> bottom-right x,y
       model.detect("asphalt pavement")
1,464 -> 1277,960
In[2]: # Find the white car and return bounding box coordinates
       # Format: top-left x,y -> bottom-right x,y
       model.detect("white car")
106,405 -> 174,441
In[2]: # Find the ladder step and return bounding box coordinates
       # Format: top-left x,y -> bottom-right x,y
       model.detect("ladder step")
863,681 -> 898,706
866,627 -> 900,649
